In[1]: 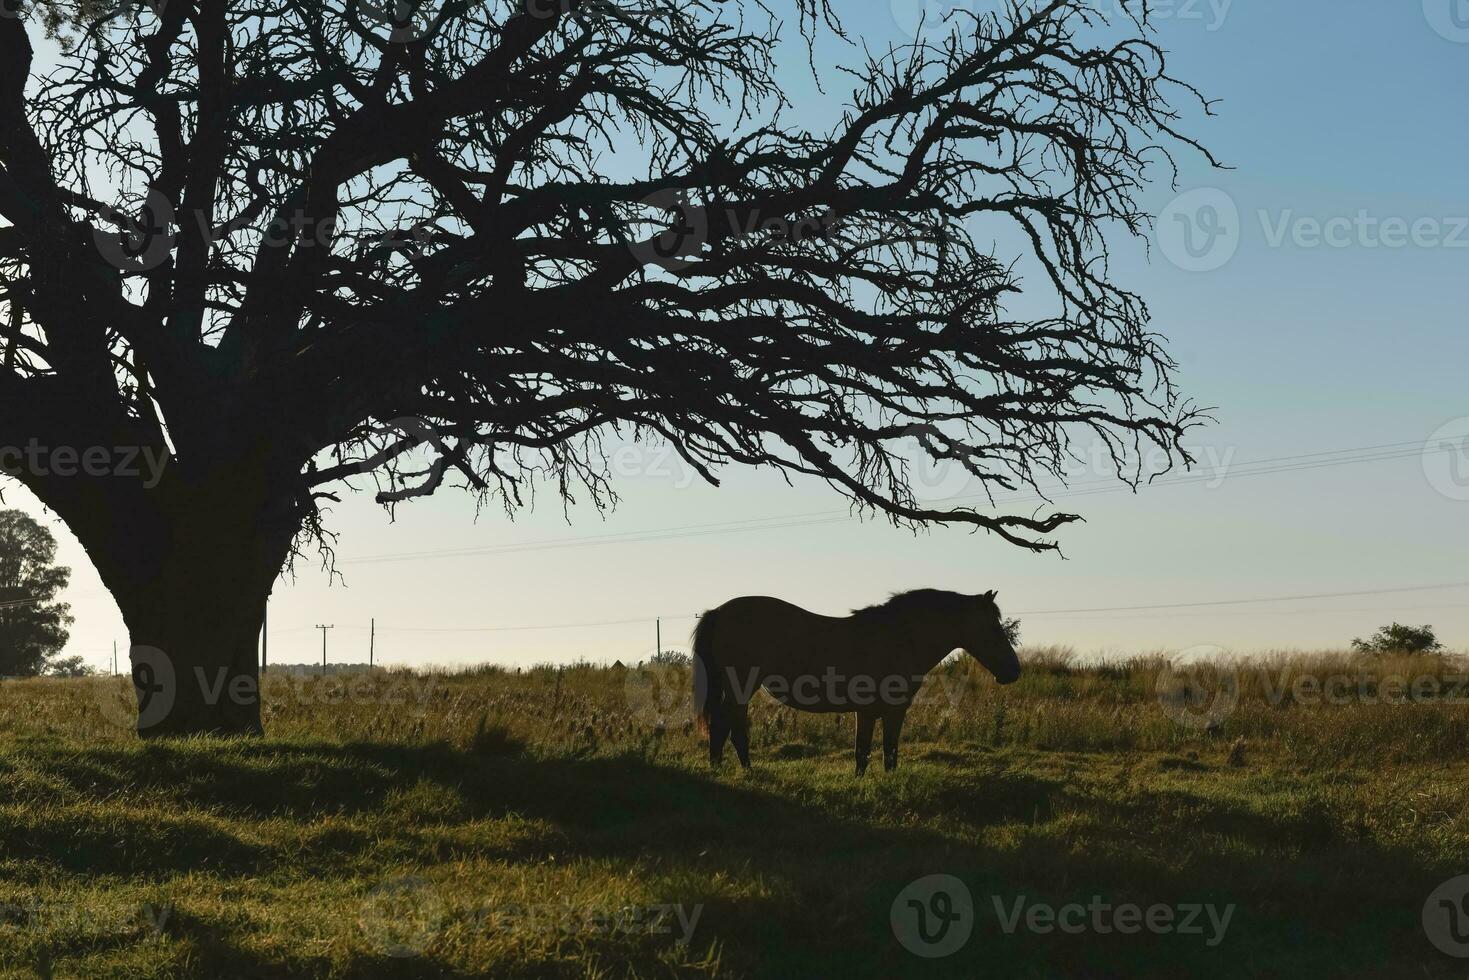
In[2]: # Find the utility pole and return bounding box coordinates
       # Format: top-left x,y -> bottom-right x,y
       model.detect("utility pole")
656,618 -> 661,658
369,618 -> 375,670
316,624 -> 334,677
112,641 -> 117,676
261,599 -> 268,675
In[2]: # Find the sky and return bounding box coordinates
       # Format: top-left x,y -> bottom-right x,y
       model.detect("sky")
8,0 -> 1469,670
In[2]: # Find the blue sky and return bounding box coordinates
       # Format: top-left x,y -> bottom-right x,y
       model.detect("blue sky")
13,0 -> 1469,669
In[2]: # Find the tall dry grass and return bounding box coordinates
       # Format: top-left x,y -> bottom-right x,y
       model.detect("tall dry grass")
5,648 -> 1466,766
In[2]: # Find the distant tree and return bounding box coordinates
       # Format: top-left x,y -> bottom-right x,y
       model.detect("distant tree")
1351,623 -> 1443,656
1,0 -> 1215,732
648,649 -> 692,668
0,510 -> 73,676
43,653 -> 95,677
1002,618 -> 1022,647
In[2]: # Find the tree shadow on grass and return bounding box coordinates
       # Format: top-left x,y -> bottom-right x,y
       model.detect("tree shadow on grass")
0,806 -> 275,878
8,740 -> 1468,978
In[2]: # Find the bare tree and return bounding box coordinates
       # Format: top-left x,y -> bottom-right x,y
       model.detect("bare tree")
0,0 -> 1215,734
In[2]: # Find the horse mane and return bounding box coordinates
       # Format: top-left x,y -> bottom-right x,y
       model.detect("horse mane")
850,588 -> 972,620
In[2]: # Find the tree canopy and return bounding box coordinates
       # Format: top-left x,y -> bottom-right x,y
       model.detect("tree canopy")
0,508 -> 73,676
1351,623 -> 1444,656
0,0 -> 1215,732
3,0 -> 1212,551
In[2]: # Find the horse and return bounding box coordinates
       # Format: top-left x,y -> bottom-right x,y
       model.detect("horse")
692,589 -> 1020,773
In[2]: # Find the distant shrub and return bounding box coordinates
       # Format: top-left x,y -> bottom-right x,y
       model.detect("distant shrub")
1351,623 -> 1443,655
43,654 -> 94,677
1002,617 -> 1022,646
648,649 -> 691,668
1018,645 -> 1076,674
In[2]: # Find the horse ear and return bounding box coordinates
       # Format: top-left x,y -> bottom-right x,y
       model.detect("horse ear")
983,590 -> 997,601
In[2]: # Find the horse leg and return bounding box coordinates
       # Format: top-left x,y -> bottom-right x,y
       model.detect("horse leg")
881,707 -> 908,772
855,711 -> 877,775
729,701 -> 752,769
708,705 -> 731,768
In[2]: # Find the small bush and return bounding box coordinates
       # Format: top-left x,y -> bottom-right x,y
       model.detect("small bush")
1351,623 -> 1443,655
43,655 -> 95,678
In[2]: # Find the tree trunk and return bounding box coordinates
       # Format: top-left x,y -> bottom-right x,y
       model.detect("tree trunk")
23,445 -> 301,737
117,572 -> 272,737
107,483 -> 297,737
0,368 -> 311,735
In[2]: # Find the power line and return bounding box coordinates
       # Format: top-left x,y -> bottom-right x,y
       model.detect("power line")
1026,602 -> 1469,622
365,616 -> 665,633
339,437 -> 1452,567
1012,581 -> 1469,616
266,580 -> 1469,635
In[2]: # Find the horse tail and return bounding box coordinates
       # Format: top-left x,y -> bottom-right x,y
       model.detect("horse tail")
693,607 -> 723,737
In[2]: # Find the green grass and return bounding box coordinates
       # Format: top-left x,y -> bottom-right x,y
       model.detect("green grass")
1,650 -> 1468,977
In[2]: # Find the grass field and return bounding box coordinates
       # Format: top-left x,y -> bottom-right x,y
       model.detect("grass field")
2,649 -> 1469,978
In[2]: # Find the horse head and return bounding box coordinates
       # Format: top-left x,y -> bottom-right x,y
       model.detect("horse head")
965,590 -> 1020,685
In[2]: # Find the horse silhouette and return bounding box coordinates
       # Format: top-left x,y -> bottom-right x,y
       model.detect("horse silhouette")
692,589 -> 1020,773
